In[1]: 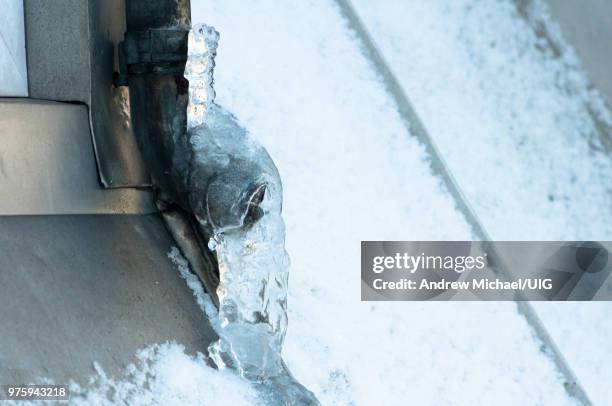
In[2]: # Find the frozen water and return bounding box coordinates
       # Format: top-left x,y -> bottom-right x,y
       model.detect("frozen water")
171,246 -> 319,405
206,198 -> 289,380
184,25 -> 219,130
184,25 -> 282,238
184,24 -> 318,404
185,23 -> 288,379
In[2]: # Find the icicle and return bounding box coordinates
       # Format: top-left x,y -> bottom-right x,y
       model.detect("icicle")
184,24 -> 318,405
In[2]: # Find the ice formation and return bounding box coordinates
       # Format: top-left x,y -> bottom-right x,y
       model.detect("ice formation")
189,0 -> 612,403
183,24 -> 318,404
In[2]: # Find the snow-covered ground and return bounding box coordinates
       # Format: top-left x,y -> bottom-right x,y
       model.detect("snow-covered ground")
192,0 -> 601,404
54,0 -> 612,404
348,0 -> 612,403
350,0 -> 612,241
0,0 -> 27,96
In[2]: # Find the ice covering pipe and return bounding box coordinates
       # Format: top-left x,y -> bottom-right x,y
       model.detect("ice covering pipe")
184,24 -> 319,405
122,0 -> 220,297
123,3 -> 317,402
124,1 -> 266,238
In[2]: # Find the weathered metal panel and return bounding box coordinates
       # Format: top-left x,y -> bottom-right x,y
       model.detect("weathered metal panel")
0,214 -> 216,384
0,99 -> 155,215
23,0 -> 150,188
23,0 -> 89,102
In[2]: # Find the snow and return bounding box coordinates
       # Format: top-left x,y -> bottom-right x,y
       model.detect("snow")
350,0 -> 612,241
0,0 -> 27,96
348,0 -> 612,403
67,342 -> 259,406
534,302 -> 612,404
189,1 -> 578,405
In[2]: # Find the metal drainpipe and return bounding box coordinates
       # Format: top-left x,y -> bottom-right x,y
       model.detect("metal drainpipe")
122,0 -> 192,209
120,0 -> 220,303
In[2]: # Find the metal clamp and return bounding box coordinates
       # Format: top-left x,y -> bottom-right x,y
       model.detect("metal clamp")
120,29 -> 189,76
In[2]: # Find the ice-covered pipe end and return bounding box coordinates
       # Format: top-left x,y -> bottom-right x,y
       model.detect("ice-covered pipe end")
185,24 -> 220,130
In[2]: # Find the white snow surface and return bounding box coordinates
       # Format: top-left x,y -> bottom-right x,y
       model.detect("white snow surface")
0,0 -> 27,96
534,302 -> 612,404
349,0 -> 612,404
351,0 -> 612,241
187,1 -> 576,405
